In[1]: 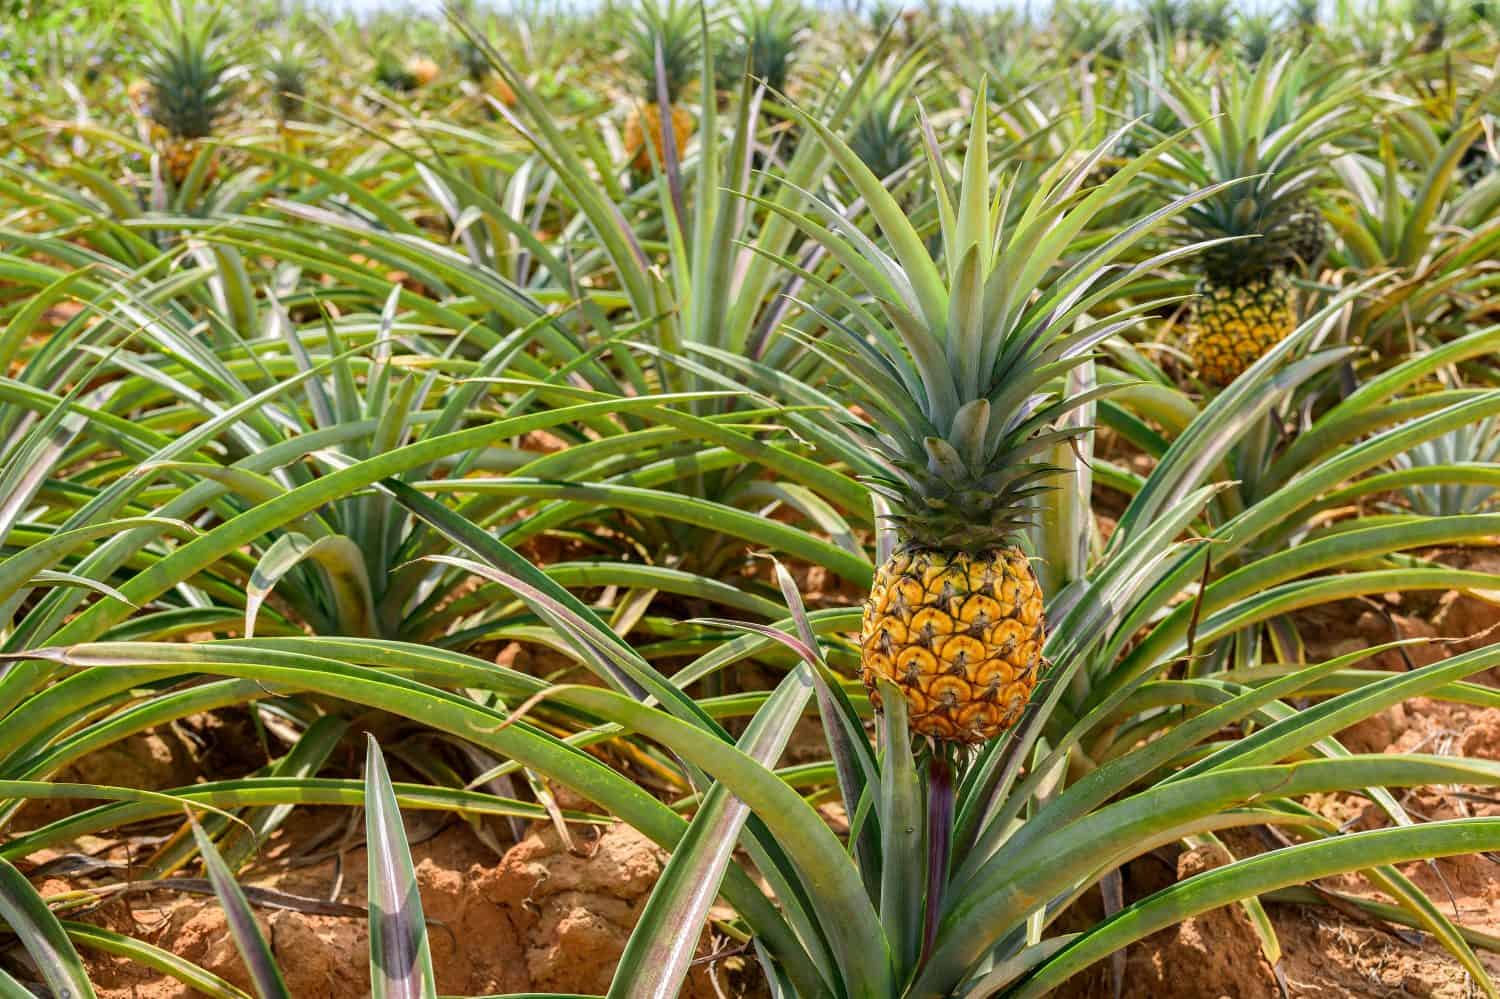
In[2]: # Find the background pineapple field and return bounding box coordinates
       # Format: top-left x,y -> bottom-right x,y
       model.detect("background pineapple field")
2,0 -> 1500,996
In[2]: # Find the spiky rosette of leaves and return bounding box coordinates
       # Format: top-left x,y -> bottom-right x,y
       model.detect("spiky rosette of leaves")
849,95 -> 916,182
1239,11 -> 1280,63
262,42 -> 308,119
1053,0 -> 1129,59
781,92 -> 1232,553
1150,51 -> 1366,282
622,0 -> 700,102
847,53 -> 922,181
722,0 -> 808,93
1185,0 -> 1235,44
139,0 -> 240,140
373,47 -> 417,91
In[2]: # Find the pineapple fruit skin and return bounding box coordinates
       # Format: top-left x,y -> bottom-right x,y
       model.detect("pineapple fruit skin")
147,123 -> 216,187
489,76 -> 517,108
861,547 -> 1045,744
1188,269 -> 1297,387
624,102 -> 695,171
407,56 -> 441,87
1283,202 -> 1328,270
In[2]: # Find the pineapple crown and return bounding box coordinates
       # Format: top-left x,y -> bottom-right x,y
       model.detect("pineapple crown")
262,42 -> 310,117
1051,0 -> 1127,60
722,0 -> 809,94
1184,0 -> 1235,45
848,51 -> 924,181
785,90 -> 1227,551
140,0 -> 240,141
1149,51 -> 1367,276
622,0 -> 702,103
457,36 -> 491,82
374,48 -> 418,91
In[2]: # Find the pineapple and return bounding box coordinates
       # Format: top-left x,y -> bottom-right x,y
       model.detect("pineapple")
1283,197 -> 1329,269
790,97 -> 1186,742
1157,54 -> 1352,386
406,55 -> 440,88
139,0 -> 238,186
863,549 -> 1044,742
1187,268 -> 1298,388
621,0 -> 699,172
1184,244 -> 1300,390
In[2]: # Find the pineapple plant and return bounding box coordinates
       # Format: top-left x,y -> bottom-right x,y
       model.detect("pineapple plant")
846,51 -> 924,183
1290,0 -> 1321,39
621,0 -> 699,173
1185,0 -> 1235,45
1074,41 -> 1178,189
138,0 -> 239,186
789,96 -> 1208,742
848,88 -> 916,181
1155,53 -> 1358,386
1053,0 -> 1128,59
1239,10 -> 1280,63
262,42 -> 309,124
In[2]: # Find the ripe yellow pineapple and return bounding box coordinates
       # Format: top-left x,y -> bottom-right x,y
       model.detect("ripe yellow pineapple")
407,55 -> 440,88
157,130 -> 217,187
620,0 -> 698,173
1188,269 -> 1297,387
490,75 -> 518,108
624,101 -> 696,172
863,549 -> 1044,742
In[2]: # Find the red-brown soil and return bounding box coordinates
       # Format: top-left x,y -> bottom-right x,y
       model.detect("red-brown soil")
11,549 -> 1500,998
50,813 -> 744,998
